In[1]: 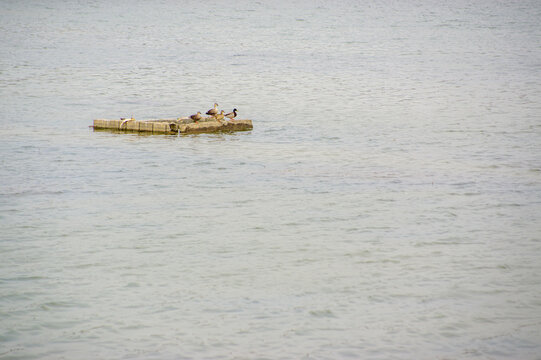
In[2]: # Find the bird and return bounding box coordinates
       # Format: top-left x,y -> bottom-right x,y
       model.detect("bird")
190,112 -> 202,122
225,108 -> 237,121
206,103 -> 219,116
120,117 -> 135,128
214,110 -> 225,121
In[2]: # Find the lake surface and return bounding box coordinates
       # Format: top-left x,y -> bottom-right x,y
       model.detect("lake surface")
1,0 -> 541,359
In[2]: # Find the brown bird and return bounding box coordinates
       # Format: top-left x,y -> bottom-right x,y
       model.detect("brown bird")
225,108 -> 237,121
190,112 -> 202,122
214,110 -> 225,121
206,103 -> 219,116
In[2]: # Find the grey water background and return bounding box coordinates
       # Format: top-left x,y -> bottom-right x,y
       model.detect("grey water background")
1,0 -> 541,358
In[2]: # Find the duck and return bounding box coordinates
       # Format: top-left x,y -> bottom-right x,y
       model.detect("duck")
190,112 -> 202,122
225,108 -> 237,121
206,103 -> 219,116
214,110 -> 225,121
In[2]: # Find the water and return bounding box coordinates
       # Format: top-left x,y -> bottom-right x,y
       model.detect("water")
1,0 -> 541,358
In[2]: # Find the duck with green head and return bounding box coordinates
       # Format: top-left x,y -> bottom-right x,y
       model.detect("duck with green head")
225,108 -> 237,121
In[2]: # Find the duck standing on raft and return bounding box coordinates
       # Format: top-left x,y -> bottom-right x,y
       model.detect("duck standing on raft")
214,110 -> 225,121
225,108 -> 237,121
206,103 -> 219,116
190,112 -> 202,122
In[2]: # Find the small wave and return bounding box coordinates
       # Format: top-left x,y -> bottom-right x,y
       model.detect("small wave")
309,309 -> 336,318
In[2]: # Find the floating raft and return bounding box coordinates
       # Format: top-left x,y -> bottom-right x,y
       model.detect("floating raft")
92,117 -> 253,135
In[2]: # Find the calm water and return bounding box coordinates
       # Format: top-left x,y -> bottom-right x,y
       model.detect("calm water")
1,0 -> 541,359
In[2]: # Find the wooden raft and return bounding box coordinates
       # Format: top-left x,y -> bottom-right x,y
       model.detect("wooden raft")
93,118 -> 253,134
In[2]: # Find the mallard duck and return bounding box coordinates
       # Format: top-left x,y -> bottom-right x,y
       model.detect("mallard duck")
190,112 -> 202,122
214,110 -> 225,121
206,103 -> 219,116
225,108 -> 237,121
